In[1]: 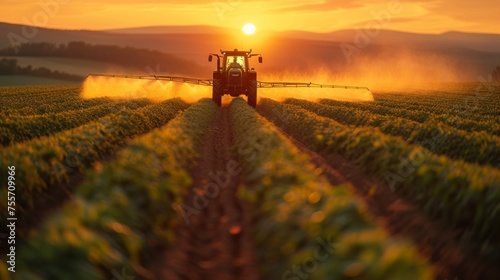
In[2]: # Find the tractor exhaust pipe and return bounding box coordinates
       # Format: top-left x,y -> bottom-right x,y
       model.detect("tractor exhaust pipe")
209,54 -> 221,74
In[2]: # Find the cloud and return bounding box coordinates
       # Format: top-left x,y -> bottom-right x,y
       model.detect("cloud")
426,0 -> 500,23
269,0 -> 366,12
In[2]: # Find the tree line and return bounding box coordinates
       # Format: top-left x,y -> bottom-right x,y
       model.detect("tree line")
0,58 -> 83,81
0,41 -> 207,76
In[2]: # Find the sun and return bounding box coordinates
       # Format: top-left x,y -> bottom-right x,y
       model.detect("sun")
242,23 -> 256,35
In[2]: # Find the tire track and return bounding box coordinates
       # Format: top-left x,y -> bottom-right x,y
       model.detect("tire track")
151,107 -> 259,280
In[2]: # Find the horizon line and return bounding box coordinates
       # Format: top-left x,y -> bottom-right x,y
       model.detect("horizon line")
2,21 -> 500,36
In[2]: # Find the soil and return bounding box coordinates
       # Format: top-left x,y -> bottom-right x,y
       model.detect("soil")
150,108 -> 259,280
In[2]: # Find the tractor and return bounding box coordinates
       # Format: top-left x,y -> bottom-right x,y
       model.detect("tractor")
208,49 -> 262,107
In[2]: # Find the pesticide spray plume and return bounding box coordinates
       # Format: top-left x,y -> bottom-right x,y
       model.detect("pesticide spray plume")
81,75 -> 211,103
259,69 -> 374,102
81,46 -> 466,105
335,48 -> 464,93
258,47 -> 464,101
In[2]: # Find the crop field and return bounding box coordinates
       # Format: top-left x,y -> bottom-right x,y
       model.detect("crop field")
0,83 -> 499,280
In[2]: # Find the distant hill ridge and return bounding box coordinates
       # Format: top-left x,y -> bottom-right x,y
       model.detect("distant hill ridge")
1,22 -> 500,81
2,21 -> 500,50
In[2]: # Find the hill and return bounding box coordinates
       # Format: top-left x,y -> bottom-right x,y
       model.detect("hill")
1,22 -> 500,83
278,29 -> 500,53
102,25 -> 234,34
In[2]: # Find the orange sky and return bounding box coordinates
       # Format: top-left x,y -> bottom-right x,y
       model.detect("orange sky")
2,0 -> 500,34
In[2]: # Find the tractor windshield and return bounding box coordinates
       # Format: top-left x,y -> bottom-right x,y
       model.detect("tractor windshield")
226,56 -> 246,70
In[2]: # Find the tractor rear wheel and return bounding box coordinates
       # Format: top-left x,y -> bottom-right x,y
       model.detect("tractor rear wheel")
212,78 -> 222,106
248,80 -> 257,107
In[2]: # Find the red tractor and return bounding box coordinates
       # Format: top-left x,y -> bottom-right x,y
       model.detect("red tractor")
209,49 -> 262,107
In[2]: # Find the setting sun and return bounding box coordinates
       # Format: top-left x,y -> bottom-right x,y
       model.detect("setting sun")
242,23 -> 256,35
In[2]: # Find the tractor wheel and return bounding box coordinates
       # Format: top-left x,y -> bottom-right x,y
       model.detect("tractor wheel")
248,80 -> 257,107
212,78 -> 222,106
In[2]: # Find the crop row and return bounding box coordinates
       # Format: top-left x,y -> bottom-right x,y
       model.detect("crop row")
0,85 -> 80,98
376,96 -> 500,116
319,99 -> 500,135
0,98 -> 189,222
2,99 -> 217,279
373,88 -> 500,119
0,96 -> 114,117
0,98 -> 154,146
288,99 -> 500,167
0,85 -> 81,110
377,101 -> 499,120
375,83 -> 500,103
377,85 -> 500,99
229,98 -> 432,279
259,98 -> 500,261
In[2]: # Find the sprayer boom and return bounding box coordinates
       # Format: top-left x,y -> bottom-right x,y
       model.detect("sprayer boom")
87,74 -> 213,86
257,81 -> 369,90
88,74 -> 369,91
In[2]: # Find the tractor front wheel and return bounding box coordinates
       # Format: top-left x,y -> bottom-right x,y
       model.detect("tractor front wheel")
212,78 -> 222,106
248,80 -> 257,107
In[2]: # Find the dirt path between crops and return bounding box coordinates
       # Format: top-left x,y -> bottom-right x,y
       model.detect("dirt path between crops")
150,108 -> 259,280
264,116 -> 500,280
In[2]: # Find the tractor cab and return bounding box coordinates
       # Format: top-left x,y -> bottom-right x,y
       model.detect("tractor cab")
208,49 -> 262,107
225,55 -> 246,87
225,55 -> 246,71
